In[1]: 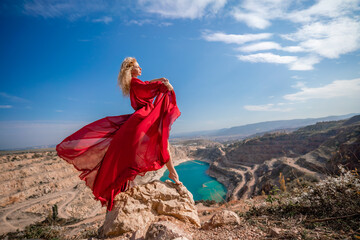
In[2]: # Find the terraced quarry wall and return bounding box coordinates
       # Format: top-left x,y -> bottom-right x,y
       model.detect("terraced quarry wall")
193,116 -> 360,201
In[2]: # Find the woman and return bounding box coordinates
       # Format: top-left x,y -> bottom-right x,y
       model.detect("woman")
56,57 -> 181,211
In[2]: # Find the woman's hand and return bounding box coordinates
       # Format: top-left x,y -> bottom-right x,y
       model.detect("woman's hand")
149,78 -> 169,83
159,77 -> 169,83
150,78 -> 172,91
158,78 -> 172,91
163,81 -> 173,91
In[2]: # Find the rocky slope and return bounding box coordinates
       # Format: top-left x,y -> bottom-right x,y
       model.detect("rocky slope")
0,146 -> 271,239
0,116 -> 359,238
0,144 -> 192,235
192,115 -> 360,201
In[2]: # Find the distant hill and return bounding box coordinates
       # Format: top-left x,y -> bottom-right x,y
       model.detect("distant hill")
0,144 -> 57,153
172,113 -> 358,142
2,113 -> 358,151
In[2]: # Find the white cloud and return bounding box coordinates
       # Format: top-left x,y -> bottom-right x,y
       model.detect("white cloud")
282,17 -> 360,59
288,0 -> 360,23
127,19 -> 153,26
231,10 -> 271,29
231,0 -> 359,28
202,32 -> 272,45
0,105 -> 12,109
210,16 -> 357,71
291,75 -> 302,80
203,1 -> 360,71
237,52 -> 297,64
237,41 -> 306,53
236,18 -> 360,60
291,81 -> 306,89
159,22 -> 173,27
24,0 -> 74,18
126,19 -> 173,27
231,0 -> 290,29
244,103 -> 293,112
23,0 -> 229,21
237,53 -> 321,70
281,46 -> 305,53
138,0 -> 227,19
244,78 -> 360,112
245,78 -> 360,114
0,92 -> 29,103
284,78 -> 360,101
23,0 -> 108,20
225,0 -> 360,70
92,16 -> 112,24
237,41 -> 281,52
20,0 -> 360,72
289,55 -> 321,71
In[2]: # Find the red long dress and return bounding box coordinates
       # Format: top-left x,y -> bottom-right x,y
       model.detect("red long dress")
56,77 -> 181,211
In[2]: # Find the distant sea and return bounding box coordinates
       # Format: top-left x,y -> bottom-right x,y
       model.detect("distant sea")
160,160 -> 227,202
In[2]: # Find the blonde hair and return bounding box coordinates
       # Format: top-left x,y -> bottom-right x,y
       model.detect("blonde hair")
118,57 -> 137,96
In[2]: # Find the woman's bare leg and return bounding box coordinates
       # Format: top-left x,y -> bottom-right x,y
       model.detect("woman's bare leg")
165,141 -> 182,185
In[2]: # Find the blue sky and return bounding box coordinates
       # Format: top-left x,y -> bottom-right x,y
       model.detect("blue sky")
0,0 -> 360,149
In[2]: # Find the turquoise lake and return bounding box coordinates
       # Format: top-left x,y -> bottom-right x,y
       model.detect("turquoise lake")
160,160 -> 227,202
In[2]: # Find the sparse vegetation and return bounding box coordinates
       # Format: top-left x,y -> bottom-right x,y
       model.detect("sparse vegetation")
195,199 -> 218,207
1,205 -> 82,240
32,153 -> 42,158
247,165 -> 360,237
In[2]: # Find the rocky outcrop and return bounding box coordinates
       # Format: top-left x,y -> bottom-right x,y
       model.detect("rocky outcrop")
202,210 -> 241,229
100,180 -> 200,237
145,221 -> 192,240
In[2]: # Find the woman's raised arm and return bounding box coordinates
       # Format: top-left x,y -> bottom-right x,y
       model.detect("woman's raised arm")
148,78 -> 173,91
149,77 -> 168,83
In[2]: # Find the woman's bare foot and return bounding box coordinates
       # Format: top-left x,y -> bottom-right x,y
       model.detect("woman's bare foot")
165,142 -> 182,185
169,172 -> 182,185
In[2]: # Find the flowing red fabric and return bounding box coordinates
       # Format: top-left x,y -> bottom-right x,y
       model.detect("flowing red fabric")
56,77 -> 181,211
